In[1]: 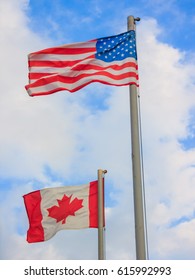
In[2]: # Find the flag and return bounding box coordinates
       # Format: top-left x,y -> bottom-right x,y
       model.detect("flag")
25,30 -> 138,96
23,180 -> 102,243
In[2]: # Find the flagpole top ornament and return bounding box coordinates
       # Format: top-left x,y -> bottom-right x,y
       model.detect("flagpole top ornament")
134,17 -> 141,22
127,16 -> 141,31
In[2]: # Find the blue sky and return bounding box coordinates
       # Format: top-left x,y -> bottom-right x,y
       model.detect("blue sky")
0,0 -> 195,260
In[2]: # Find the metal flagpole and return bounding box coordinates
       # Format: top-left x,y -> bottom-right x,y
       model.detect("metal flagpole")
97,169 -> 107,260
127,16 -> 147,260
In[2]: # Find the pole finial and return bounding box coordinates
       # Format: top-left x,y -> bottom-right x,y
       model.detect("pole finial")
127,16 -> 140,31
134,17 -> 141,22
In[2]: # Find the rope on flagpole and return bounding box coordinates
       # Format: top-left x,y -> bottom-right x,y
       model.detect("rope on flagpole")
134,16 -> 149,259
137,87 -> 149,260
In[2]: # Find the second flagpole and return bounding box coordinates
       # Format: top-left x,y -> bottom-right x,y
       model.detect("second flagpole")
98,169 -> 107,260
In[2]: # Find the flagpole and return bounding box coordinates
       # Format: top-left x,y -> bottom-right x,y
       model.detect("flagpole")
127,16 -> 147,260
97,169 -> 107,260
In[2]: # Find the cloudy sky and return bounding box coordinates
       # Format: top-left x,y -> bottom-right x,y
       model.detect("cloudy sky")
0,0 -> 195,260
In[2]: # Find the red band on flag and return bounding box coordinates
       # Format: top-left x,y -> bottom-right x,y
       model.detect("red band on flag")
23,190 -> 44,243
89,180 -> 105,228
89,181 -> 98,227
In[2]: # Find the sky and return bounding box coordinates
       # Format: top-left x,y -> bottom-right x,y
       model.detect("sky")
0,0 -> 195,260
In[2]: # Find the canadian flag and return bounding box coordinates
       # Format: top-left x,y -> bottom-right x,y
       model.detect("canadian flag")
23,180 -> 103,243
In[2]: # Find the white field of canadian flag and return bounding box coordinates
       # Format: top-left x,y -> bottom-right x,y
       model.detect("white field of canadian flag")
23,180 -> 101,243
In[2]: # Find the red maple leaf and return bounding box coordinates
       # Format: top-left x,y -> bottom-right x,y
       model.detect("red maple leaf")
47,194 -> 83,224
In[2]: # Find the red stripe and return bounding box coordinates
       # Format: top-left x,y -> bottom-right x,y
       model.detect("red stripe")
30,47 -> 96,56
29,59 -> 83,68
89,180 -> 105,228
23,190 -> 44,243
29,73 -> 54,80
29,60 -> 137,70
89,181 -> 98,228
103,178 -> 105,227
71,61 -> 137,72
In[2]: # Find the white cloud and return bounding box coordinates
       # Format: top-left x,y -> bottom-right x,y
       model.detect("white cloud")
136,19 -> 195,259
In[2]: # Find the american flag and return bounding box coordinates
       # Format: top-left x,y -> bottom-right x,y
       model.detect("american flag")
25,30 -> 138,96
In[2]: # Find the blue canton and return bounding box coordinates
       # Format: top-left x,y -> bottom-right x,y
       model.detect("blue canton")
95,30 -> 137,62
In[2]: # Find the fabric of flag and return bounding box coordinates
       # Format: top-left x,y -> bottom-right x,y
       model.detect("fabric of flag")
23,181 -> 102,243
25,30 -> 138,96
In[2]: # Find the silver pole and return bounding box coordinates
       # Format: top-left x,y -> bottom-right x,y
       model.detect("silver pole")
127,16 -> 147,260
98,169 -> 107,260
